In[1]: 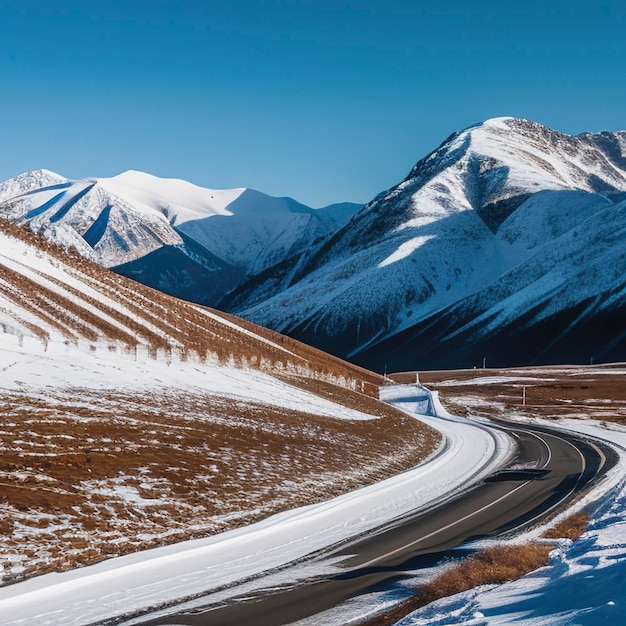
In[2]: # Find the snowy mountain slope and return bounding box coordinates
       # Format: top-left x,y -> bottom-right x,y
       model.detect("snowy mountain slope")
223,118 -> 626,370
0,170 -> 360,305
0,216 -> 439,584
356,196 -> 626,371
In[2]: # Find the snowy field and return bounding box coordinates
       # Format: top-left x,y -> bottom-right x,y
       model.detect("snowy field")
0,384 -> 512,625
2,362 -> 625,625
2,354 -> 625,625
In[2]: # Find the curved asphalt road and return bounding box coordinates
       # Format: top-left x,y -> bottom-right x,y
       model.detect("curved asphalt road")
146,400 -> 612,626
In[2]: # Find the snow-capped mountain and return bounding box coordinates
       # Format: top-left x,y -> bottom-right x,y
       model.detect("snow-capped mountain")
0,168 -> 68,203
0,169 -> 360,305
223,117 -> 626,370
4,117 -> 626,370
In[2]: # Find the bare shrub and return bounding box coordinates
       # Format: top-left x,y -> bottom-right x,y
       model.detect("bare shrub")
362,543 -> 552,626
542,512 -> 588,540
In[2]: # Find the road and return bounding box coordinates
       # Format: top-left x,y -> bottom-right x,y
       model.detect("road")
145,394 -> 612,626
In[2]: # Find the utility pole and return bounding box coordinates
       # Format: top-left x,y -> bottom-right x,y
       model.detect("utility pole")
522,385 -> 527,406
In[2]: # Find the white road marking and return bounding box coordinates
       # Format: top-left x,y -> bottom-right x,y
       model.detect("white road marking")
356,479 -> 533,568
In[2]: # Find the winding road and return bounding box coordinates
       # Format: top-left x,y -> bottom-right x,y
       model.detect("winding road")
146,385 -> 613,626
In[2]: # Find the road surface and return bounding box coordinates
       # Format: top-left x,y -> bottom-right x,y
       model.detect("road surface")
145,398 -> 611,625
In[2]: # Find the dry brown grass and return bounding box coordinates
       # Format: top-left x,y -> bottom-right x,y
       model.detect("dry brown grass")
360,543 -> 552,626
0,387 -> 439,584
542,512 -> 589,540
363,514 -> 589,626
417,544 -> 552,604
0,216 -> 384,395
415,365 -> 626,424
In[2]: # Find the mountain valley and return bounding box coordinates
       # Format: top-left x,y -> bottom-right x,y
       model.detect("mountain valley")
3,117 -> 625,371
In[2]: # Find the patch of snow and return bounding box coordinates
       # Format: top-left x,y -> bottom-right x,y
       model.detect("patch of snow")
379,235 -> 437,268
433,376 -> 554,386
0,336 -> 374,421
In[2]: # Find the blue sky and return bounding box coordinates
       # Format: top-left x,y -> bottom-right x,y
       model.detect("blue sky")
1,1 -> 625,207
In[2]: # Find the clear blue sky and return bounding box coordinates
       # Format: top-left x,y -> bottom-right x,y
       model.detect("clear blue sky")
1,1 -> 625,207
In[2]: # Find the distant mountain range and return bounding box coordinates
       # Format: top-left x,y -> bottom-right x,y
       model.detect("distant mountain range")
0,169 -> 360,305
2,116 -> 626,370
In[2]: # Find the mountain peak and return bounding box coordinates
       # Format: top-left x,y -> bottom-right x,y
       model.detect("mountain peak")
33,168 -> 68,181
99,170 -> 245,220
0,168 -> 69,203
404,117 -> 626,202
468,116 -> 518,132
0,166 -> 361,306
483,115 -> 517,124
227,119 -> 626,370
110,169 -> 246,195
4,167 -> 67,184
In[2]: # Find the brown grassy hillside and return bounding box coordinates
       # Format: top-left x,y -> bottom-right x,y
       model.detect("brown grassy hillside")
0,218 -> 440,583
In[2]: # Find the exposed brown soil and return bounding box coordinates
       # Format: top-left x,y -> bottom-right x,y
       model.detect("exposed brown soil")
396,364 -> 626,424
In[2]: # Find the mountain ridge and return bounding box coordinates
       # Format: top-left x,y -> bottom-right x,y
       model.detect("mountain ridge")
2,117 -> 626,370
0,169 -> 361,305
222,117 -> 626,369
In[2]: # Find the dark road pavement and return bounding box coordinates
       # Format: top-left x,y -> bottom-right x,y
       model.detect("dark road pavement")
145,417 -> 609,626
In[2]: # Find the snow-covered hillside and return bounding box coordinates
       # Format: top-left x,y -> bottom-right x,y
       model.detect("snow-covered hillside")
0,216 -> 438,585
0,169 -> 360,305
223,118 -> 626,370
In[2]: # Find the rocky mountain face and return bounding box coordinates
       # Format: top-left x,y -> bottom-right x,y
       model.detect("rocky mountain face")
0,169 -> 360,305
3,117 -> 625,371
222,118 -> 626,370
